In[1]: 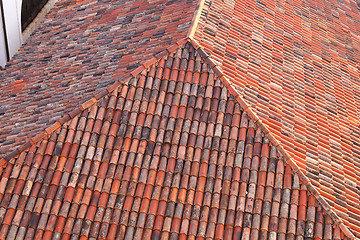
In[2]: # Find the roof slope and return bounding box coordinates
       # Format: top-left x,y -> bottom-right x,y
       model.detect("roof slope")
0,0 -> 198,156
193,0 -> 360,236
0,43 -> 352,240
1,0 -> 360,238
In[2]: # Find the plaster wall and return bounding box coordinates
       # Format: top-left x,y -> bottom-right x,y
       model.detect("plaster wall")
0,0 -> 22,67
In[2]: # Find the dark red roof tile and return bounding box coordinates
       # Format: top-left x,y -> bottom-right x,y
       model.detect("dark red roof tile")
0,7 -> 358,235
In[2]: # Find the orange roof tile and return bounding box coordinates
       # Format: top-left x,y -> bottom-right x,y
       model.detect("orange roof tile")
0,0 -> 360,238
193,0 -> 360,237
0,43 -> 353,239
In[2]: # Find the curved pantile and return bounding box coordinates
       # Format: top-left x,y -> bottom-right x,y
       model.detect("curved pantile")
0,0 -> 198,157
0,43 -> 352,240
194,0 -> 360,236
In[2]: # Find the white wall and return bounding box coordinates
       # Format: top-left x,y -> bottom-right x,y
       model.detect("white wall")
0,10 -> 8,67
0,0 -> 22,67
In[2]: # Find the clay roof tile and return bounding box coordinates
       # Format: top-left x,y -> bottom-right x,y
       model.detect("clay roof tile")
0,0 -> 359,238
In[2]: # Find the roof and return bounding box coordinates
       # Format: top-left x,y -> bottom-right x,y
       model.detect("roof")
0,43 -> 353,239
0,0 -> 198,156
193,0 -> 360,236
0,0 -> 360,238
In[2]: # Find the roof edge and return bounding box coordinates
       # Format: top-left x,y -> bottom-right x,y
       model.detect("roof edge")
0,37 -> 188,168
187,38 -> 358,240
22,0 -> 58,44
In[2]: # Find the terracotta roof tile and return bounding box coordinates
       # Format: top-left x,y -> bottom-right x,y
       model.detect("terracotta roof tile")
0,43 -> 353,239
0,0 -> 359,237
194,0 -> 360,236
0,0 -> 199,157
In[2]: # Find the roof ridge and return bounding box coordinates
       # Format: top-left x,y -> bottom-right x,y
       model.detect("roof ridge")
0,38 -> 188,168
187,38 -> 358,240
186,0 -> 206,39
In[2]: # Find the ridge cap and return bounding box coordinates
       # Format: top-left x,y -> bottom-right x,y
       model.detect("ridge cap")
186,0 -> 206,39
0,38 -> 188,169
187,37 -> 358,240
